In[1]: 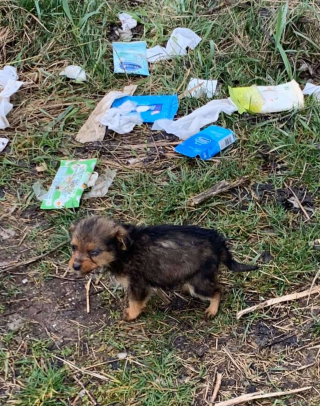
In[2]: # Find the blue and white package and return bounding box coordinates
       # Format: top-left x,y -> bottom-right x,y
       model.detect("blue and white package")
112,95 -> 179,123
113,42 -> 149,76
175,125 -> 235,160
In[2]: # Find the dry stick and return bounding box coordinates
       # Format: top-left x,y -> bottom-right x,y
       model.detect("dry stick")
307,269 -> 320,305
85,278 -> 92,314
213,386 -> 312,406
0,240 -> 69,273
72,373 -> 97,405
179,82 -> 204,99
285,183 -> 310,221
237,285 -> 320,320
210,372 -> 222,404
188,177 -> 248,207
53,355 -> 109,381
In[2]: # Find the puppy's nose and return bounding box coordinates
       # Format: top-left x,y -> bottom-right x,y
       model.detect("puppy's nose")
73,263 -> 81,271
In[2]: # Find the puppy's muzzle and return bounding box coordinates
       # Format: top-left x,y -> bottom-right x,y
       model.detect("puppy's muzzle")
73,262 -> 81,271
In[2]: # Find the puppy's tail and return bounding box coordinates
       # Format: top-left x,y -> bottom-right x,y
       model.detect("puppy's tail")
222,246 -> 258,272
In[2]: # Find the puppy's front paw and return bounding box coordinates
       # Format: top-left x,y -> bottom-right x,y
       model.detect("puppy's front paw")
123,307 -> 138,322
204,307 -> 218,320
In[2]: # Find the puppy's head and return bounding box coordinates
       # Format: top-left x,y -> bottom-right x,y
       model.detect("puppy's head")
68,216 -> 130,275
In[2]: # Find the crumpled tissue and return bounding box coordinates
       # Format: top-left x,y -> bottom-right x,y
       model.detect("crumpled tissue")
152,99 -> 237,140
186,78 -> 218,98
147,28 -> 201,63
60,65 -> 86,82
118,13 -> 137,41
99,100 -> 143,134
0,138 -> 9,152
303,83 -> 320,100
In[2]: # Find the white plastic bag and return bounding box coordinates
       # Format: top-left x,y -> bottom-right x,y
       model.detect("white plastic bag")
84,168 -> 117,199
147,28 -> 201,63
60,65 -> 86,82
152,99 -> 237,140
303,83 -> 320,100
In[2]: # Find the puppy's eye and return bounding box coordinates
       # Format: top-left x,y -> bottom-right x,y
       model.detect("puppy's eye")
71,244 -> 77,251
89,249 -> 101,257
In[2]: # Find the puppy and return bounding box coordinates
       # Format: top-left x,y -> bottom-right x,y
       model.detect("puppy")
69,216 -> 258,321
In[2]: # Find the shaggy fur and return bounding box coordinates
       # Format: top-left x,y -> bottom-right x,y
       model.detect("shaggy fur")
69,216 -> 258,321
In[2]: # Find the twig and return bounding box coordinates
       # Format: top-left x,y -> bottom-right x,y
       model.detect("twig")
72,374 -> 97,405
308,269 -> 320,305
53,355 -> 109,381
285,183 -> 310,221
179,82 -> 204,99
237,285 -> 320,320
213,386 -> 311,406
85,278 -> 92,314
210,372 -> 222,404
0,240 -> 69,273
188,177 -> 248,206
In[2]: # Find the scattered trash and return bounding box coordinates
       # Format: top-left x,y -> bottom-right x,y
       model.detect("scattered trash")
99,100 -> 143,134
40,159 -> 97,209
302,82 -> 320,100
113,42 -> 149,76
188,177 -> 249,207
87,171 -> 99,188
0,137 -> 9,152
118,13 -> 137,41
112,95 -> 179,122
7,314 -> 24,331
117,352 -> 127,360
175,125 -> 235,160
147,28 -> 201,63
186,78 -> 217,98
76,84 -> 137,143
60,65 -> 86,82
0,228 -> 16,240
22,278 -> 28,284
33,181 -> 48,201
229,80 -> 304,114
84,168 -> 116,199
0,66 -> 23,130
152,99 -> 237,139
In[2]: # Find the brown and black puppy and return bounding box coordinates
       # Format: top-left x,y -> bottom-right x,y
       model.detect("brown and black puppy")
69,216 -> 258,321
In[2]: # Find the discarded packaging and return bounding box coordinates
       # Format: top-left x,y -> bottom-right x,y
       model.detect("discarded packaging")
186,78 -> 217,98
152,99 -> 237,140
118,13 -> 137,41
113,42 -> 149,76
60,65 -> 86,82
303,83 -> 320,100
147,28 -> 201,63
87,171 -> 99,188
41,159 -> 97,209
99,100 -> 143,134
0,138 -> 9,152
76,84 -> 137,143
112,95 -> 179,122
33,181 -> 48,201
0,66 -> 23,130
175,125 -> 235,160
229,80 -> 304,114
84,167 -> 116,199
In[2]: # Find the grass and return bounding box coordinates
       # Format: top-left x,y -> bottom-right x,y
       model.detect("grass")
1,0 -> 320,405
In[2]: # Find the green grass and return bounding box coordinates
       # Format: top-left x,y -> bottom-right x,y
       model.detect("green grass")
1,0 -> 320,404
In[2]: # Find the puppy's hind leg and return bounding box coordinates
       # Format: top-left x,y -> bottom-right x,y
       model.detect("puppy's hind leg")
123,281 -> 150,322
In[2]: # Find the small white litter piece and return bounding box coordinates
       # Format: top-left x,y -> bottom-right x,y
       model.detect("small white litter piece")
99,100 -> 143,134
147,27 -> 201,63
0,138 -> 9,152
186,78 -> 218,98
0,66 -> 23,130
118,13 -> 137,42
84,168 -> 117,199
60,65 -> 86,82
152,98 -> 238,140
117,352 -> 127,360
33,181 -> 48,201
303,82 -> 320,100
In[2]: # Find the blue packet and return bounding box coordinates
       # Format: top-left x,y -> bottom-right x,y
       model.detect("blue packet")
113,42 -> 149,76
175,125 -> 235,160
112,95 -> 179,123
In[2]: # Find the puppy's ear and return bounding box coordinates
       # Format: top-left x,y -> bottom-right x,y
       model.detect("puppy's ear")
69,220 -> 79,235
115,226 -> 131,250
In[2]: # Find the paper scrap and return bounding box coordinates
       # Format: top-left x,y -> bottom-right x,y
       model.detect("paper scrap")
75,84 -> 137,143
60,65 -> 86,82
118,13 -> 137,41
99,100 -> 142,134
0,137 -> 9,152
0,66 -> 24,130
303,83 -> 320,100
147,28 -> 201,63
152,98 -> 237,140
40,159 -> 97,209
186,78 -> 218,98
84,168 -> 116,199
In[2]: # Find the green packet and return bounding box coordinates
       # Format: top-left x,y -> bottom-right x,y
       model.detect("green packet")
41,159 -> 97,210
